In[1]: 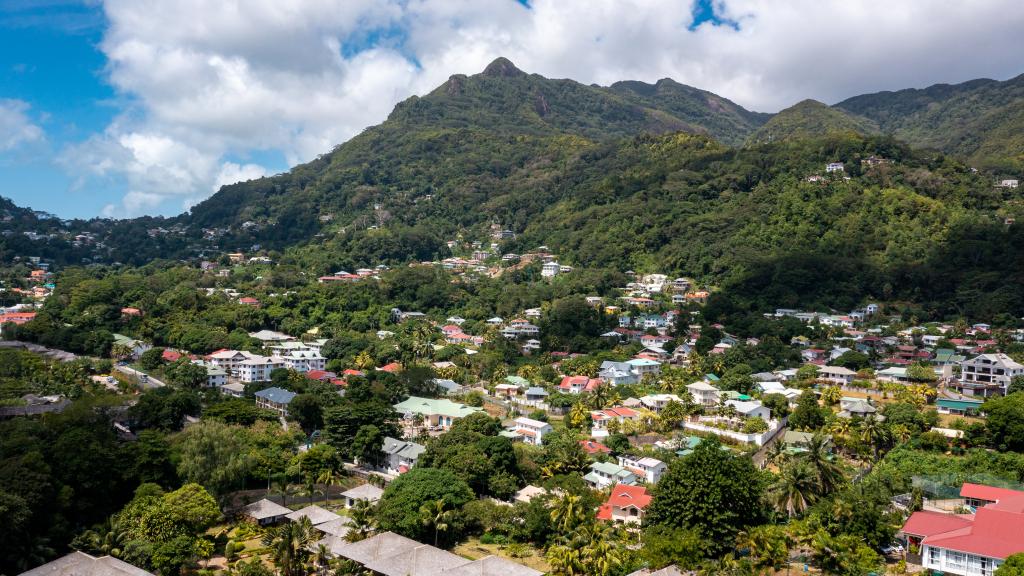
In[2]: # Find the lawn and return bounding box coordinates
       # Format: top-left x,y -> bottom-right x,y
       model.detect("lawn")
453,537 -> 550,573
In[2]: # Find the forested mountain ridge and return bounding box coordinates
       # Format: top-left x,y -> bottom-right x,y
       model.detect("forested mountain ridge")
746,99 -> 878,144
836,73 -> 1024,170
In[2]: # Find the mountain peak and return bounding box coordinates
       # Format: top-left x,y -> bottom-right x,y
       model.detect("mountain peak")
481,57 -> 526,78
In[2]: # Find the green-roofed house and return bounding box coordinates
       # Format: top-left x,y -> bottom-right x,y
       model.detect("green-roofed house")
584,461 -> 637,489
504,376 -> 531,387
393,396 -> 482,430
936,397 -> 985,416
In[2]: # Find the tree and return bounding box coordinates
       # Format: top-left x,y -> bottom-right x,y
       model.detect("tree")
289,393 -> 328,433
982,393 -> 1024,451
820,386 -> 842,406
345,498 -> 377,542
906,361 -> 937,383
138,348 -> 166,371
420,499 -> 455,547
798,433 -> 844,496
859,416 -> 893,460
789,390 -> 827,431
566,402 -> 592,431
811,531 -> 883,576
1009,376 -> 1024,396
164,360 -> 209,389
834,350 -> 870,371
176,421 -> 254,497
376,468 -> 473,546
645,438 -> 767,554
351,424 -> 385,467
768,460 -> 819,517
550,493 -> 588,533
128,387 -> 200,431
736,525 -> 789,573
262,517 -> 316,576
658,400 -> 687,432
641,525 -> 706,571
760,393 -> 790,419
996,553 -> 1024,575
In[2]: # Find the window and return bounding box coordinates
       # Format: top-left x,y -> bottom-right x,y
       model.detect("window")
928,547 -> 940,567
947,551 -> 966,572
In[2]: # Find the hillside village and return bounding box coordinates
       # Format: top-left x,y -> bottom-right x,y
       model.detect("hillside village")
4,231 -> 1024,576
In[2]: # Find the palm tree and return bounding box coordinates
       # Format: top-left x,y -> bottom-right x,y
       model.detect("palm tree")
891,423 -> 912,444
798,433 -> 844,496
420,499 -> 454,548
859,415 -> 892,461
300,475 -> 322,506
764,440 -> 787,469
546,544 -> 585,576
345,499 -> 377,542
262,517 -> 316,576
550,494 -> 585,533
737,525 -> 789,574
820,386 -> 842,406
768,460 -> 820,517
316,467 -> 344,502
583,537 -> 624,576
273,472 -> 297,506
354,350 -> 374,370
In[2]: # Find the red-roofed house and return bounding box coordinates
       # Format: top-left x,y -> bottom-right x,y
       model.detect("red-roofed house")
901,484 -> 1024,575
590,407 -> 640,437
580,440 -> 612,455
596,484 -> 651,525
0,311 -> 37,326
121,307 -> 142,317
239,297 -> 260,307
441,325 -> 462,337
161,349 -> 183,362
377,362 -> 402,374
559,375 -> 602,394
305,370 -> 337,382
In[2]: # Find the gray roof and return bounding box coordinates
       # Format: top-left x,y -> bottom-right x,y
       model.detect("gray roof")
364,544 -> 470,576
254,386 -> 296,404
242,498 -> 291,520
628,566 -> 685,576
286,504 -> 342,525
382,437 -> 426,459
341,483 -> 384,502
334,531 -> 421,565
315,516 -> 352,537
443,556 -> 544,576
19,552 -> 155,576
524,386 -> 548,396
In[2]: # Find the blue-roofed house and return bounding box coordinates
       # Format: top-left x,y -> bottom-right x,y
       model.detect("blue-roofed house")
255,386 -> 296,416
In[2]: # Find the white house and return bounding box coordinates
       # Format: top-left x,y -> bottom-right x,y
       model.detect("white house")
510,417 -> 552,446
254,387 -> 296,416
273,349 -> 326,373
725,399 -> 771,421
826,162 -> 845,172
381,437 -> 425,475
584,461 -> 637,489
818,365 -> 857,386
541,262 -> 561,277
205,365 -> 228,387
617,455 -> 667,484
960,353 -> 1024,396
686,381 -> 720,407
236,355 -> 285,382
626,358 -> 661,377
639,394 -> 682,413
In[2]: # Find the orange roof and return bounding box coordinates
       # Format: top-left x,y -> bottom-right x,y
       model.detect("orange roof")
378,362 -> 402,373
598,484 -> 651,521
0,312 -> 36,324
580,440 -> 611,454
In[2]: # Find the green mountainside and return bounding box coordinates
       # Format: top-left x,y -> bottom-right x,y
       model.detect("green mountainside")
836,74 -> 1024,170
3,59 -> 1024,318
746,99 -> 877,144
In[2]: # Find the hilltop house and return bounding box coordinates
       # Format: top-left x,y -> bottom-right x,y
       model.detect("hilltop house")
597,484 -> 652,525
393,396 -> 480,430
508,417 -> 552,446
686,381 -> 720,407
254,387 -> 296,417
959,353 -> 1024,396
381,437 -> 426,475
901,483 -> 1024,575
617,455 -> 667,484
584,461 -> 637,489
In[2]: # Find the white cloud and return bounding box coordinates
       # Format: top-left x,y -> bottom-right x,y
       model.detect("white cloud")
0,99 -> 44,152
71,0 -> 1024,216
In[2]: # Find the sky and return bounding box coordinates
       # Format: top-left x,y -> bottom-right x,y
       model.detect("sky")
1,0 -> 1023,219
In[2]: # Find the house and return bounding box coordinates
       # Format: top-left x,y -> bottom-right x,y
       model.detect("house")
837,397 -> 879,419
580,439 -> 612,455
590,407 -> 640,437
273,350 -> 326,373
584,461 -> 637,489
341,484 -> 384,509
996,179 -> 1019,188
639,393 -> 682,413
626,358 -> 661,377
334,532 -> 543,576
826,162 -> 844,172
393,396 -> 481,430
617,455 -> 667,483
239,296 -> 260,307
509,417 -> 552,446
876,366 -> 913,384
249,329 -> 295,343
725,399 -> 771,421
237,355 -> 285,382
443,555 -> 544,576
382,437 -> 425,475
960,353 -> 1024,396
219,382 -> 246,398
242,498 -> 291,526
901,484 -> 1024,575
254,387 -> 296,416
112,333 -> 151,359
597,484 -> 652,525
205,365 -> 228,387
207,349 -> 251,371
524,386 -> 549,403
818,365 -> 857,386
558,375 -> 602,394
541,262 -> 561,277
600,360 -> 640,386
686,381 -> 720,407
19,551 -> 155,576
287,505 -> 343,527
432,378 -> 465,396
936,397 -> 985,416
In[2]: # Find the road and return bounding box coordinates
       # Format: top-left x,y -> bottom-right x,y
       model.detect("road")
114,365 -> 166,389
